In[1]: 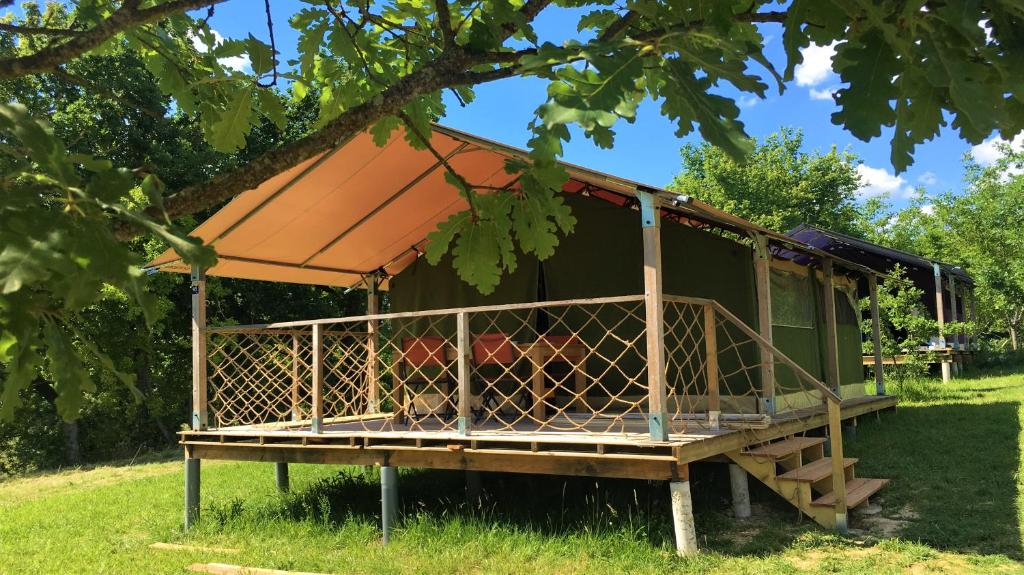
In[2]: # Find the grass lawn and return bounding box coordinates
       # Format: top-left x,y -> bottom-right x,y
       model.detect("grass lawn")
3,367 -> 1024,574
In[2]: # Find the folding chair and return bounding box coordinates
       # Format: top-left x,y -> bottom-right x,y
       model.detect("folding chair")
470,333 -> 530,422
399,336 -> 455,421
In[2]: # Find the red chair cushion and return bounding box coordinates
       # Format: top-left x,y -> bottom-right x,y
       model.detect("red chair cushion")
472,333 -> 515,365
402,337 -> 447,367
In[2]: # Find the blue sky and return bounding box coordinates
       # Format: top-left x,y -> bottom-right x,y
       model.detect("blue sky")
66,2 -> 1024,209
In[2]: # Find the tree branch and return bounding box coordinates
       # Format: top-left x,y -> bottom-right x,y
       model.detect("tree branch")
0,0 -> 231,81
0,22 -> 86,37
434,0 -> 455,48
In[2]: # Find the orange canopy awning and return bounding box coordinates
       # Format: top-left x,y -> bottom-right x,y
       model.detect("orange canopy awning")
149,124 -> 880,288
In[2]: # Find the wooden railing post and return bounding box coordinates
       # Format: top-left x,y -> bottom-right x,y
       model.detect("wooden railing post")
868,275 -> 885,396
638,190 -> 669,441
704,304 -> 720,429
291,334 -> 301,421
312,323 -> 324,434
822,259 -> 841,395
752,233 -> 775,416
456,311 -> 472,435
190,266 -> 208,431
827,400 -> 849,533
366,278 -> 381,413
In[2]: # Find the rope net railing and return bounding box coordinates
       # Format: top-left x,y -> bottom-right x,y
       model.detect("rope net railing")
203,294 -> 841,436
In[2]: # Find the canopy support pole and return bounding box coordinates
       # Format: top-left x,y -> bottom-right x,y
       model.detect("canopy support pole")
752,233 -> 775,416
638,190 -> 669,442
934,263 -> 950,383
822,259 -> 841,396
868,275 -> 885,396
191,266 -> 208,431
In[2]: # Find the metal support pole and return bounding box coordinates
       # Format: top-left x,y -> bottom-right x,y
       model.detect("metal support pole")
638,190 -> 669,441
275,462 -> 289,492
184,457 -> 201,530
669,479 -> 699,555
728,464 -> 751,519
380,465 -> 398,544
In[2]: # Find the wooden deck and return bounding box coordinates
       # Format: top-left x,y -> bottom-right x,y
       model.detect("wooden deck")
180,394 -> 895,481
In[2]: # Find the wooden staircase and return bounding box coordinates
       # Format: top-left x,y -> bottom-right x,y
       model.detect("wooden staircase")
727,435 -> 888,529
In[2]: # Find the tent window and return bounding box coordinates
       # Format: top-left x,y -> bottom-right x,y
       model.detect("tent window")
770,268 -> 815,329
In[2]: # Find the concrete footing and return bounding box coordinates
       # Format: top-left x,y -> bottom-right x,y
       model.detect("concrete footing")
184,458 -> 201,530
380,466 -> 398,544
275,462 -> 289,492
941,361 -> 952,383
728,464 -> 751,519
669,480 -> 698,555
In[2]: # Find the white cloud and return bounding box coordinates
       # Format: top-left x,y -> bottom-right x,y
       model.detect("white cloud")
920,204 -> 935,216
970,134 -> 1024,166
795,42 -> 838,87
917,171 -> 938,186
809,87 -> 836,101
190,29 -> 251,72
856,164 -> 915,199
738,95 -> 759,108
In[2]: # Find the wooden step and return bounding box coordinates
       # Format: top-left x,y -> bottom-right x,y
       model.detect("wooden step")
811,477 -> 890,508
744,437 -> 826,459
776,457 -> 857,483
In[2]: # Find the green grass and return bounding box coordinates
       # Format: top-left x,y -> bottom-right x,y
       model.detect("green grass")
3,369 -> 1024,574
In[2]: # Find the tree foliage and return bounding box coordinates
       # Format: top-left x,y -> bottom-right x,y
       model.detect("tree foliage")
668,127 -> 863,234
1,0 -> 1023,417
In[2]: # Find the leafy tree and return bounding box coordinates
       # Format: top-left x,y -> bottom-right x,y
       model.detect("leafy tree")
938,148 -> 1024,350
861,265 -> 938,381
668,127 -> 862,234
2,0 -> 1023,417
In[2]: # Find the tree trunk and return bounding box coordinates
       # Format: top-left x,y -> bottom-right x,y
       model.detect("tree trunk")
63,420 -> 81,467
1010,325 -> 1019,351
135,348 -> 174,445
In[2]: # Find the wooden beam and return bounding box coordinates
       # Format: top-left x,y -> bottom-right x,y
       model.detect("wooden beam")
311,324 -> 324,433
948,273 -> 959,350
868,275 -> 884,395
191,266 -> 208,430
822,259 -> 841,394
639,191 -> 669,441
827,401 -> 849,533
291,334 -> 301,421
933,263 -> 950,383
752,233 -> 775,415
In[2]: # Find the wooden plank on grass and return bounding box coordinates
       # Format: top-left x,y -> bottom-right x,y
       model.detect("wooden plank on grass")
149,542 -> 240,554
188,563 -> 332,575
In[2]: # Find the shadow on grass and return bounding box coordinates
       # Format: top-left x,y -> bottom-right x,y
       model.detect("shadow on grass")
849,401 -> 1022,559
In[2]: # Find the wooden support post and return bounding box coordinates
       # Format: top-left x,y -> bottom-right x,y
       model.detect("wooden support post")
456,311 -> 472,435
822,259 -> 841,395
827,401 -> 849,534
868,275 -> 885,396
184,457 -> 201,530
669,479 -> 698,555
311,324 -> 324,434
969,289 -> 978,351
962,287 -> 971,352
465,470 -> 481,502
752,233 -> 775,416
704,304 -> 720,429
638,191 -> 669,442
190,266 -> 208,431
291,334 -> 300,422
948,275 -> 962,376
728,463 -> 751,519
934,263 -> 950,383
366,277 -> 380,413
380,465 -> 398,544
275,462 -> 289,492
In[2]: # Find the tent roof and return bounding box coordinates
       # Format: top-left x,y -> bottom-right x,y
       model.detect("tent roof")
786,224 -> 973,286
149,125 -> 879,288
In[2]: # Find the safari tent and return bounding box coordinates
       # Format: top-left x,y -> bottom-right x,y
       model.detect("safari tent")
151,125 -> 895,554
